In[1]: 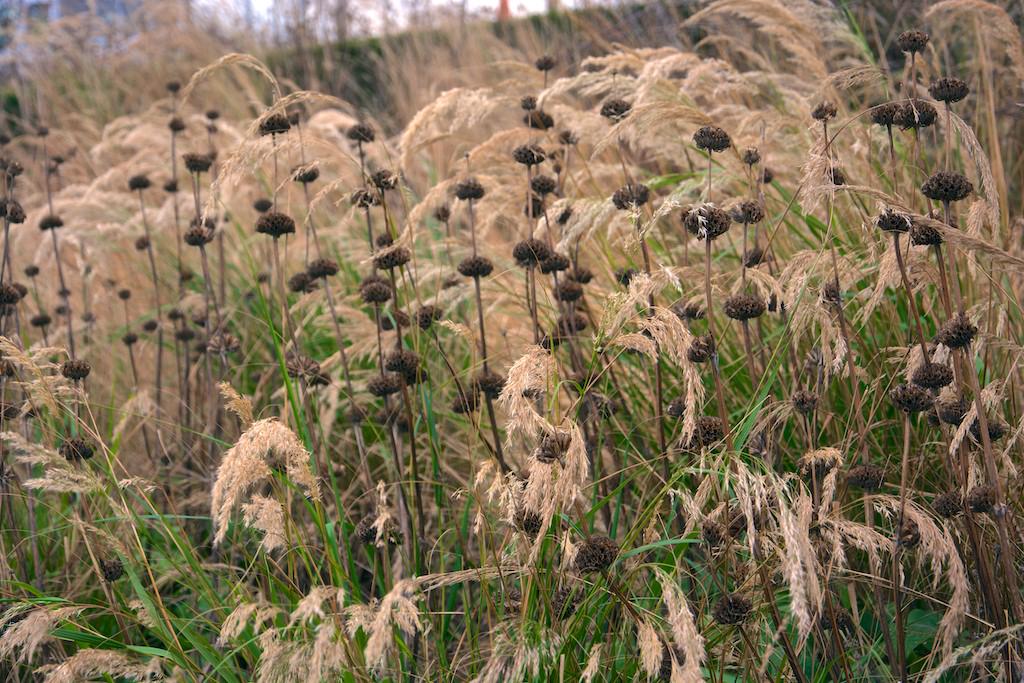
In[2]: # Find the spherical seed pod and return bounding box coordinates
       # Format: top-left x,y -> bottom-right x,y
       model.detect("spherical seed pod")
4,200 -> 25,224
933,491 -> 963,519
255,211 -> 296,238
307,258 -> 339,280
359,275 -> 392,305
175,327 -> 196,343
183,224 -> 214,247
897,29 -> 929,54
599,98 -> 631,121
742,147 -> 761,165
723,293 -> 765,321
288,271 -> 317,294
811,101 -> 837,121
433,204 -> 451,223
535,54 -> 556,71
349,189 -> 379,208
557,312 -> 588,335
615,268 -> 638,287
897,99 -> 937,130
257,112 -> 291,136
451,390 -> 481,414
687,334 -> 715,364
371,169 -> 398,191
61,359 -> 91,381
286,354 -> 329,387
870,101 -> 901,127
122,332 -> 139,346
54,304 -> 68,316
876,208 -> 911,233
168,117 -> 186,133
134,236 -> 150,251
921,171 -> 973,203
671,301 -> 704,322
415,305 -> 442,330
472,371 -> 506,400
761,167 -> 774,184
934,312 -> 977,349
142,320 -> 158,333
513,508 -> 543,540
910,220 -> 943,246
0,284 -> 21,306
828,167 -> 846,185
30,313 -> 51,328
693,125 -> 731,152
929,77 -> 969,104
457,255 -> 494,279
611,183 -> 650,210
520,95 -> 537,111
513,238 -> 551,268
574,535 -> 618,573
743,246 -> 766,268
847,464 -> 885,491
890,383 -> 934,414
378,310 -> 410,333
692,415 -> 725,447
60,437 -> 94,461
966,485 -> 996,514
11,283 -> 27,300
540,252 -> 570,275
354,513 -> 402,546
512,144 -> 546,167
373,247 -> 411,271
666,397 -> 686,419
911,362 -> 954,389
733,199 -> 764,224
253,198 -> 273,213
385,349 -> 423,385
936,393 -> 969,425
375,232 -> 394,248
683,204 -> 731,240
163,179 -> 179,194
206,332 -> 240,355
38,214 -> 64,231
292,164 -> 319,184
81,311 -> 95,324
712,594 -> 753,625
524,109 -> 555,130
453,177 -> 485,201
117,288 -> 132,301
701,519 -> 730,551
790,389 -> 818,416
530,174 -> 557,197
567,267 -> 593,285
128,174 -> 151,191
367,373 -> 403,397
970,416 -> 1007,443
182,153 -> 212,174
346,123 -> 376,143
554,280 -> 583,303
559,129 -> 579,145
897,519 -> 921,549
100,557 -> 124,582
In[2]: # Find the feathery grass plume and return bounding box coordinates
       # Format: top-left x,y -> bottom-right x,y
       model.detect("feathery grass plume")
241,494 -> 287,552
4,431 -> 103,494
210,418 -> 319,545
363,579 -> 423,673
219,382 -> 254,426
34,649 -> 157,683
0,605 -> 83,663
776,490 -> 821,646
654,568 -> 705,682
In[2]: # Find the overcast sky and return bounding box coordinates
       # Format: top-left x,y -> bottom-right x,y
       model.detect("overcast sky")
239,0 -> 556,26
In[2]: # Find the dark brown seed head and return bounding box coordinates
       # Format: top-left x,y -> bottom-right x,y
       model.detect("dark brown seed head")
876,208 -> 911,233
897,99 -> 937,130
811,101 -> 837,121
921,171 -> 973,203
458,255 -> 494,279
712,594 -> 752,625
292,164 -> 319,184
554,280 -> 583,303
370,169 -> 398,191
936,393 -> 969,425
100,557 -> 124,582
433,205 -> 451,222
168,117 -> 186,133
4,200 -> 25,224
0,284 -> 21,306
288,271 -> 317,294
683,204 -> 731,240
701,520 -> 730,550
367,373 -> 403,397
385,349 -> 423,385
451,391 -> 480,414
929,77 -> 969,104
671,301 -> 704,321
60,437 -> 94,462
847,464 -> 885,491
574,535 -> 618,573
897,519 -> 921,549
258,112 -> 291,136
870,101 -> 901,127
122,332 -> 138,346
531,174 -> 557,197
828,166 -> 846,185
379,309 -> 409,332
933,491 -> 963,519
163,180 -> 179,194
535,430 -> 571,464
513,238 -> 551,268
612,183 -> 650,210
182,153 -> 213,174
512,144 -> 546,167
692,415 -> 725,447
693,125 -> 731,153
615,267 -> 638,287
373,247 -> 411,271
415,305 -> 442,330
966,485 -> 996,514
520,95 -> 537,111
599,98 -> 631,122
743,246 -> 765,268
514,509 -> 543,539
346,123 -> 375,143
307,258 -> 339,279
540,252 -> 570,274
723,293 -> 765,321
134,236 -> 150,251
255,211 -> 296,238
523,109 -> 554,130
970,416 -> 1007,443
183,223 -> 214,247
911,362 -> 954,390
557,312 -> 587,335
359,275 -> 392,305
890,383 -> 934,414
474,371 -> 506,400
454,178 -> 485,201
30,313 -> 51,328
910,220 -> 943,246
38,214 -> 64,231
142,320 -> 158,333
61,359 -> 91,381
568,266 -> 593,285
128,174 -> 151,191
175,327 -> 196,343
559,130 -> 579,145
535,54 -> 556,71
666,397 -> 686,419
349,189 -> 379,208
791,389 -> 818,416
742,147 -> 761,165
165,80 -> 181,93
934,312 -> 976,349
354,513 -> 402,546
687,334 -> 715,363
897,29 -> 929,54
733,199 -> 764,224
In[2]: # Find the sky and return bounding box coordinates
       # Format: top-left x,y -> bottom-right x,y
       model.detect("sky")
240,0 -> 556,25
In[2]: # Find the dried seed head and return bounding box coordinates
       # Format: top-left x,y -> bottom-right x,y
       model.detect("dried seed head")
535,430 -> 571,464
520,95 -> 537,111
38,214 -> 64,231
559,130 -> 579,145
433,205 -> 451,222
458,255 -> 494,279
701,520 -> 730,550
359,275 -> 392,305
285,354 -> 329,386
733,199 -> 764,224
128,174 -> 151,191
847,464 -> 885,491
473,371 -> 506,400
288,271 -> 317,294
513,238 -> 551,267
743,246 -> 765,268
870,101 -> 901,127
524,109 -> 555,130
60,437 -> 95,462
182,153 -> 213,174
451,391 -> 480,414
723,293 -> 765,321
921,171 -> 972,203
693,125 -> 731,152
897,99 -> 937,130
4,200 -> 25,224
30,313 -> 51,328
683,204 -> 731,240
306,258 -> 339,279
255,211 -> 296,238
910,220 -> 943,246
876,208 -> 911,233
970,416 -> 1007,443
368,373 -> 403,397
175,327 -> 196,343
168,117 -> 186,133
134,236 -> 150,251
373,246 -> 411,271
575,535 -> 619,573
535,54 -> 556,71
354,513 -> 402,546
897,519 -> 921,549
791,389 -> 818,415
612,183 -> 650,210
811,101 -> 837,121
514,508 -> 543,539
554,280 -> 583,303
512,144 -> 546,166
828,166 -> 846,185
911,362 -> 954,389
453,177 -> 485,201
897,29 -> 929,54
385,349 -> 424,385
292,164 -> 319,184
691,415 -> 724,447
163,180 -> 179,193
143,320 -> 158,333
568,266 -> 593,284
936,393 -> 969,425
929,77 -> 969,104
671,301 -> 704,321
966,485 -> 996,514
933,491 -> 963,519
687,334 -> 715,363
540,252 -> 570,274
615,267 -> 638,287
889,383 -> 934,413
378,309 -> 409,331
370,169 -> 398,191
712,594 -> 752,625
100,558 -> 124,582
666,397 -> 686,419
531,174 -> 557,196
934,312 -> 976,349
346,123 -> 375,143
122,332 -> 138,346
0,284 -> 22,306
742,147 -> 761,165
557,312 -> 587,335
599,98 -> 631,121
184,223 -> 215,246
61,359 -> 91,381
257,112 -> 291,136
